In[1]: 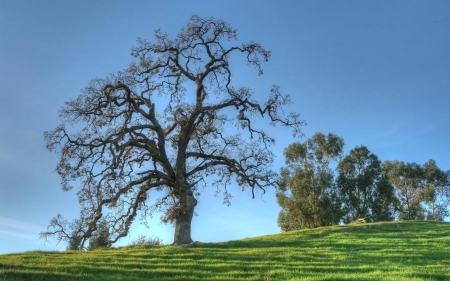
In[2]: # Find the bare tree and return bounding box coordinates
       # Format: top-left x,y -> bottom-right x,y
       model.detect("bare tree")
40,15 -> 303,248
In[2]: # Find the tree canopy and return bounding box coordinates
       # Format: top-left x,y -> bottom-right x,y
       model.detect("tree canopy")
422,160 -> 450,220
277,132 -> 344,231
40,15 -> 303,248
337,146 -> 398,223
384,159 -> 450,221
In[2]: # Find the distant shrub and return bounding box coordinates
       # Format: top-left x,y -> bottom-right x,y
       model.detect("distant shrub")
129,235 -> 164,246
67,235 -> 83,250
88,220 -> 110,250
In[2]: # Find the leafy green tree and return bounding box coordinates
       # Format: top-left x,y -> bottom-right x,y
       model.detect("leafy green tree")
277,133 -> 344,231
421,160 -> 449,221
384,159 -> 449,221
371,171 -> 399,222
337,146 -> 398,223
384,161 -> 425,220
40,15 -> 303,248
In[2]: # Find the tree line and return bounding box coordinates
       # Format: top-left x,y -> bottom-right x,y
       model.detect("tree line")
277,132 -> 450,231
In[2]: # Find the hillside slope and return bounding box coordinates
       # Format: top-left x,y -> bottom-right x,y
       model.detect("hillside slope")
1,221 -> 449,280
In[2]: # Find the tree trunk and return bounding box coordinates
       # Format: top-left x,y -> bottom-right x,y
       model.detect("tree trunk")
173,189 -> 197,244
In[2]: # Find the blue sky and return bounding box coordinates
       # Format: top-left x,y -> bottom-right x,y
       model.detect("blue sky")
1,0 -> 449,254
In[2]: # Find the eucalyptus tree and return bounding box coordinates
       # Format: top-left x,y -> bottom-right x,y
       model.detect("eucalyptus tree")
40,15 -> 303,248
384,159 -> 449,221
384,161 -> 425,220
421,160 -> 449,221
337,146 -> 397,223
277,133 -> 344,231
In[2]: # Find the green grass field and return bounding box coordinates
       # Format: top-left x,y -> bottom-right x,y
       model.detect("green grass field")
1,221 -> 449,280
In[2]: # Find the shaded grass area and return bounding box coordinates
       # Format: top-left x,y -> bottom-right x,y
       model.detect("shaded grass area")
1,221 -> 449,280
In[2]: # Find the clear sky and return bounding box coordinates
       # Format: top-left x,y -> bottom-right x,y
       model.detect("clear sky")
1,0 -> 449,254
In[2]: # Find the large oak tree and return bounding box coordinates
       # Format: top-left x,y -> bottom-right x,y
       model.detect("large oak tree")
40,15 -> 303,248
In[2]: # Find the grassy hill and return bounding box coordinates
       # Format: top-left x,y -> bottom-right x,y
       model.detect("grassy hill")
1,221 -> 449,280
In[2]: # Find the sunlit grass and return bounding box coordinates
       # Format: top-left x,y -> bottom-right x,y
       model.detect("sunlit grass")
1,221 -> 449,280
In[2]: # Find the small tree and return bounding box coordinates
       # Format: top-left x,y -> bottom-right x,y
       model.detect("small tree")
277,132 -> 344,231
40,15 -> 303,248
